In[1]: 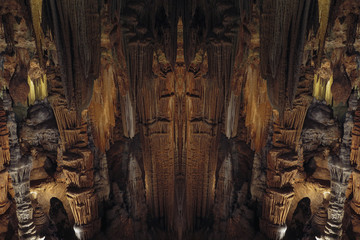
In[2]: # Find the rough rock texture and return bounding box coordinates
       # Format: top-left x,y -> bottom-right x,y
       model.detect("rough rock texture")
260,0 -> 313,114
260,66 -> 312,239
0,104 -> 10,217
5,91 -> 37,240
323,93 -> 356,239
47,64 -> 101,239
43,0 -> 101,114
1,0 -> 360,240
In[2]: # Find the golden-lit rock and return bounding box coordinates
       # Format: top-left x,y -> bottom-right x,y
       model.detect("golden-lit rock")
3,0 -> 360,239
350,170 -> 360,215
67,188 -> 98,226
262,188 -> 294,225
0,107 -> 10,168
0,170 -> 9,215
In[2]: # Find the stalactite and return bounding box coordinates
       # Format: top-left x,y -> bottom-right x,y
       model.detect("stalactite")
225,92 -> 240,138
181,0 -> 206,69
29,0 -> 44,67
207,42 -> 233,89
243,64 -> 272,152
27,76 -> 47,106
120,0 -> 154,96
207,0 -> 240,99
260,188 -> 294,240
88,64 -> 117,152
121,92 -> 135,139
154,3 -> 177,68
47,63 -> 100,240
261,66 -> 312,240
260,0 -> 313,114
1,13 -> 15,52
45,0 -> 101,114
313,74 -> 333,105
0,105 -> 10,167
317,0 -> 331,66
0,169 -> 10,215
185,52 -> 220,232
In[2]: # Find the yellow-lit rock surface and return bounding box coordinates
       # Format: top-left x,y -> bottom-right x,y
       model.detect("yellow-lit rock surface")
1,0 -> 360,239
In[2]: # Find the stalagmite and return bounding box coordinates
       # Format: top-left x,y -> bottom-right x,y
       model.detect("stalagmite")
5,91 -> 37,240
261,62 -> 312,240
323,92 -> 357,240
0,104 -> 10,216
2,0 -> 360,239
47,65 -> 100,240
127,154 -> 147,240
212,153 -> 233,239
260,188 -> 294,239
0,169 -> 9,215
0,105 -> 10,167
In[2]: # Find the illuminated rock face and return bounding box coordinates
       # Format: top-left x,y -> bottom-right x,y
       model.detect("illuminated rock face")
260,68 -> 312,239
0,105 -> 10,217
2,0 -> 360,239
47,64 -> 101,239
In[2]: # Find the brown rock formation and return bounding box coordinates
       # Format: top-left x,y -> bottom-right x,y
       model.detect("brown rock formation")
2,0 -> 360,239
260,68 -> 312,239
0,104 -> 10,216
43,0 -> 101,114
47,64 -> 100,239
260,0 -> 313,114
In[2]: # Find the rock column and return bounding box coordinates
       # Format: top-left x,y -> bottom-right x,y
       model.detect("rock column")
5,92 -> 37,239
0,104 -> 10,215
323,93 -> 356,240
349,99 -> 360,238
260,72 -> 312,239
48,66 -> 100,240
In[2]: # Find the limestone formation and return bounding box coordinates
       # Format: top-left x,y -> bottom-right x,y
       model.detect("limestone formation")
47,65 -> 100,239
5,91 -> 37,240
260,0 -> 313,114
323,92 -> 356,240
1,0 -> 360,239
126,154 -> 147,240
0,104 -> 10,216
0,169 -> 9,215
44,0 -> 101,114
260,68 -> 312,240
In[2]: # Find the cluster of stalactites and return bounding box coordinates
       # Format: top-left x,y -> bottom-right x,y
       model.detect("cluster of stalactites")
42,0 -> 101,115
260,0 -> 313,115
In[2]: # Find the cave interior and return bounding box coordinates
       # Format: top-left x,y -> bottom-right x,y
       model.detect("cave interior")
0,0 -> 360,240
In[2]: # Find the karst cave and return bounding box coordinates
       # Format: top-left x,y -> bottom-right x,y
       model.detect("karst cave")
0,0 -> 360,239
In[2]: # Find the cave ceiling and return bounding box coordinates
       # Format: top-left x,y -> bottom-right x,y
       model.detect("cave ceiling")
0,0 -> 360,240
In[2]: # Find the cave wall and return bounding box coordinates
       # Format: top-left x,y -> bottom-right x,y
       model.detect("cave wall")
0,0 -> 360,240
